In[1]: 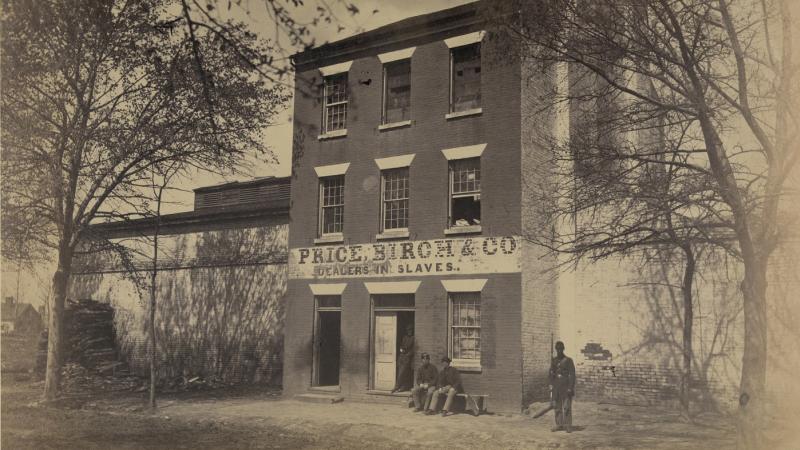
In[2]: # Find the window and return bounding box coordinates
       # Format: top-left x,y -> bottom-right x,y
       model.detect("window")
323,73 -> 348,133
450,292 -> 481,363
382,59 -> 411,124
319,175 -> 344,235
449,158 -> 481,227
381,168 -> 409,232
450,43 -> 481,113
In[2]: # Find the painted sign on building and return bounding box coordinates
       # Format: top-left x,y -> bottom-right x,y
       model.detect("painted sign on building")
289,236 -> 521,279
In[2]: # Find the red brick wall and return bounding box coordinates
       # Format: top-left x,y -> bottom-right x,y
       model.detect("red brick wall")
289,30 -> 521,248
285,273 -> 523,411
285,20 -> 529,412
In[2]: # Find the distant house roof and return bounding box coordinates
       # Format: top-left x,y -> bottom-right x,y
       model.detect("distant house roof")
1,302 -> 39,323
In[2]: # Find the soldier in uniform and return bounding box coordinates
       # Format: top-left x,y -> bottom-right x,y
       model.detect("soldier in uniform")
411,353 -> 438,412
549,341 -> 576,432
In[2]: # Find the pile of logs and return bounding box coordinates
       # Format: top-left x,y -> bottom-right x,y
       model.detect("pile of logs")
64,298 -> 117,370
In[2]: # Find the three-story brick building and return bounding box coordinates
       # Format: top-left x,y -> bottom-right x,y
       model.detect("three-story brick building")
284,2 -> 558,412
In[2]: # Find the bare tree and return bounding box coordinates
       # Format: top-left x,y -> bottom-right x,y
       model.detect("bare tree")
143,162 -> 181,408
1,0 -> 286,400
486,0 -> 798,444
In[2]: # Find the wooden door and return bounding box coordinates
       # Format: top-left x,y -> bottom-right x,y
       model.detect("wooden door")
373,312 -> 397,390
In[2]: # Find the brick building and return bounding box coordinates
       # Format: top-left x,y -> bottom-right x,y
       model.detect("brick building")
65,1 -> 794,413
283,2 -> 559,412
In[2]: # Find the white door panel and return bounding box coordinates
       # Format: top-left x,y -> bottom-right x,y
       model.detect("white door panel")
373,312 -> 397,390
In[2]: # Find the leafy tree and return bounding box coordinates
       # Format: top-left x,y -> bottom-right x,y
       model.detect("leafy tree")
1,0 -> 287,400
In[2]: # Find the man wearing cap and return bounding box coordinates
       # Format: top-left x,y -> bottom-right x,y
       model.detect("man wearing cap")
427,356 -> 463,416
392,324 -> 416,393
549,341 -> 576,432
411,353 -> 438,412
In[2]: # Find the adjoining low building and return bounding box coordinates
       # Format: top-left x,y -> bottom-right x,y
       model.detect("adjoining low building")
70,177 -> 290,384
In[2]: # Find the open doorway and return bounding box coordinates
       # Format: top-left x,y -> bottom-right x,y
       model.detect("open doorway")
313,296 -> 341,387
371,294 -> 415,392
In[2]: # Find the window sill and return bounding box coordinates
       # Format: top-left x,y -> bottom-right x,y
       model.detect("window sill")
453,362 -> 482,373
317,129 -> 347,140
314,233 -> 344,245
445,108 -> 482,120
376,229 -> 410,240
444,225 -> 482,236
378,120 -> 412,131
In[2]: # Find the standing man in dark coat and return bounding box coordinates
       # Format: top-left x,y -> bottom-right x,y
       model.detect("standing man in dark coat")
549,341 -> 576,432
392,324 -> 415,392
411,353 -> 438,412
427,356 -> 463,416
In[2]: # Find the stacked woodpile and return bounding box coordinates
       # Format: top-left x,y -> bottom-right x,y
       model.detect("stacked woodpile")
64,298 -> 116,370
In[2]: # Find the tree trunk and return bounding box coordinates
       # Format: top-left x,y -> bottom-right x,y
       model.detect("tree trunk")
149,267 -> 157,408
149,196 -> 161,409
679,247 -> 696,422
43,245 -> 73,401
738,257 -> 769,449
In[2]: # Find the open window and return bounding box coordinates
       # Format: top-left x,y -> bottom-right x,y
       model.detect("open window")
382,59 -> 411,124
450,43 -> 481,113
448,157 -> 481,228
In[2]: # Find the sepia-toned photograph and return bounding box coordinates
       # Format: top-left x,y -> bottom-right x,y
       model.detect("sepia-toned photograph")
1,0 -> 798,448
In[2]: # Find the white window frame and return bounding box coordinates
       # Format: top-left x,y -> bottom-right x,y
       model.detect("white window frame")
318,175 -> 345,237
380,167 -> 410,233
322,73 -> 348,134
447,157 -> 481,231
448,291 -> 482,369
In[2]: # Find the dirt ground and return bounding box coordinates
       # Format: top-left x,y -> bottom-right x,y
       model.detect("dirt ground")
0,375 -> 746,450
3,332 -> 798,450
5,377 -> 800,449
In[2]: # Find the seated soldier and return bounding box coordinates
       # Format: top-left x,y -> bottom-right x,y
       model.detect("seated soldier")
427,356 -> 463,417
411,353 -> 438,412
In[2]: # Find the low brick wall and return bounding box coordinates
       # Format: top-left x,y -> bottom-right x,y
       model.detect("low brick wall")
576,360 -> 738,410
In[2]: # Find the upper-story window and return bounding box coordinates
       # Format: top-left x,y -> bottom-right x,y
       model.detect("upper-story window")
449,157 -> 481,227
450,43 -> 481,113
323,73 -> 348,133
381,167 -> 410,232
382,59 -> 411,124
319,175 -> 345,235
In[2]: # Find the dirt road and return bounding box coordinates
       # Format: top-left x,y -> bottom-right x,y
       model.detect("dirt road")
3,377 -> 748,449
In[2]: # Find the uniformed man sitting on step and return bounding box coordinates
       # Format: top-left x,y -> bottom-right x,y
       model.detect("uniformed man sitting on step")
426,356 -> 463,416
411,353 -> 438,412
